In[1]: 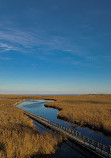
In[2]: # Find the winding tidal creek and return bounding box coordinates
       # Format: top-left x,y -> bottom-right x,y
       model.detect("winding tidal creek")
18,100 -> 111,158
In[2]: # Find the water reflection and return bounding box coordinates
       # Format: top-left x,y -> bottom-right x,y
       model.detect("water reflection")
18,100 -> 72,128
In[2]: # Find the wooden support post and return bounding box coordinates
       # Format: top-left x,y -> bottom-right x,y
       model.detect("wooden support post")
98,142 -> 100,148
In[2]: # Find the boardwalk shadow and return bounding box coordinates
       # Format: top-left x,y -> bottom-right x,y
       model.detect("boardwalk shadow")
31,153 -> 52,158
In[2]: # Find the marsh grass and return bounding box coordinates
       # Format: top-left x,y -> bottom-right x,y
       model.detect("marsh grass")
0,94 -> 111,134
0,99 -> 62,158
44,95 -> 111,134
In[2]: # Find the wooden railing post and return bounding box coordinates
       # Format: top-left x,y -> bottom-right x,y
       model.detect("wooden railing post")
87,138 -> 89,143
70,129 -> 72,134
103,145 -> 105,151
79,132 -> 81,139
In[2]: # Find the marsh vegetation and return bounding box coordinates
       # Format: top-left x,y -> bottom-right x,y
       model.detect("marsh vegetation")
0,99 -> 62,158
0,94 -> 111,158
1,94 -> 111,134
44,95 -> 111,135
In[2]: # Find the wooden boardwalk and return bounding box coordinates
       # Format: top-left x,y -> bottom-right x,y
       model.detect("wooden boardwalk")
24,110 -> 111,158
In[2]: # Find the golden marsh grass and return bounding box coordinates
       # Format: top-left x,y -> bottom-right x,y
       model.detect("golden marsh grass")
44,95 -> 111,134
0,94 -> 111,134
0,99 -> 62,158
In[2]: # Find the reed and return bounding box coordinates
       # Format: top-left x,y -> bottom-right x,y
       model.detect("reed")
0,99 -> 62,158
44,95 -> 111,134
0,94 -> 111,134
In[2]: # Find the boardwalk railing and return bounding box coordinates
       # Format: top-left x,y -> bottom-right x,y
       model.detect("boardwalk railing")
24,110 -> 111,158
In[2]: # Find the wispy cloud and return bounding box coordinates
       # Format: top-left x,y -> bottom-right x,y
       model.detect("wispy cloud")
0,43 -> 15,52
0,22 -> 109,66
0,23 -> 88,58
0,26 -> 101,68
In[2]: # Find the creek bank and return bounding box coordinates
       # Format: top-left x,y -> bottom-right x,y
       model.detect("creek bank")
44,102 -> 111,136
14,99 -> 25,106
44,103 -> 62,111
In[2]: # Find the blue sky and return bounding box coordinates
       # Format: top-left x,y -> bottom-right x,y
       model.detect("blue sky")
0,0 -> 111,94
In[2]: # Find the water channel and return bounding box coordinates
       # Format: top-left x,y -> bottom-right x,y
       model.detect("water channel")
18,99 -> 111,158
